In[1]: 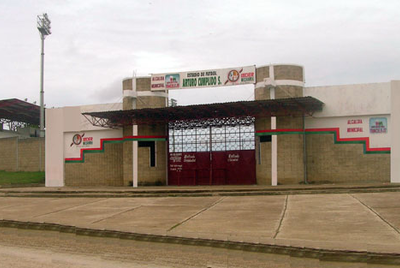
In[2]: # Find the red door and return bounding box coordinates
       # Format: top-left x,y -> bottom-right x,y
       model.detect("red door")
211,152 -> 227,185
225,150 -> 256,184
195,152 -> 211,185
168,150 -> 255,185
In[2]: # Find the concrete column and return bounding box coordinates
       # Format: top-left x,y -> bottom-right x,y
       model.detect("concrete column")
133,124 -> 138,187
270,86 -> 277,186
135,77 -> 168,186
123,77 -> 168,187
269,65 -> 278,186
122,78 -> 134,186
45,108 -> 64,187
254,64 -> 305,185
391,80 -> 400,183
131,77 -> 138,188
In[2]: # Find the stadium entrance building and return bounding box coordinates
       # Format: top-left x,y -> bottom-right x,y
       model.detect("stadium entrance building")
45,64 -> 400,187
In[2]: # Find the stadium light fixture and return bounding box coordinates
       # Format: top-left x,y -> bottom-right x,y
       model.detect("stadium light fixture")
37,13 -> 51,137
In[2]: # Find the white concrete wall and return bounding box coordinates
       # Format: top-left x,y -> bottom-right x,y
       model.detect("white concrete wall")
304,82 -> 390,117
391,81 -> 400,183
61,103 -> 122,132
304,82 -> 392,150
45,103 -> 122,187
45,108 -> 64,187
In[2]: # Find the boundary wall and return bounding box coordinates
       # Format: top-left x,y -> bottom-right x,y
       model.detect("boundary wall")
0,137 -> 44,172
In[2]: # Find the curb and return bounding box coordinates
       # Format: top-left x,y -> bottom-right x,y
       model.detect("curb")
1,187 -> 400,198
3,184 -> 400,193
0,219 -> 399,265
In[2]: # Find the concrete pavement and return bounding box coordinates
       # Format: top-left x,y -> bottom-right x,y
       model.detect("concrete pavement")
1,192 -> 400,264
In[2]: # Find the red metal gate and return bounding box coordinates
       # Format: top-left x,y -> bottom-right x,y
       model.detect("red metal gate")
168,150 -> 256,185
168,119 -> 256,186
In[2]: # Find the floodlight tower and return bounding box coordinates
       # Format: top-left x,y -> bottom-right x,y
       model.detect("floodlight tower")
37,13 -> 51,137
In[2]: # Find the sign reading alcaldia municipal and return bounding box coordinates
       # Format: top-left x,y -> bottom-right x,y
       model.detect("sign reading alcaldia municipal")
151,65 -> 256,91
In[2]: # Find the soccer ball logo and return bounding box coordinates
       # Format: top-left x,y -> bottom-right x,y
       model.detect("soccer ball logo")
71,133 -> 84,146
227,70 -> 240,82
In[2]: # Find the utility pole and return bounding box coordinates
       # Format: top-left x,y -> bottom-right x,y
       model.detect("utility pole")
37,13 -> 51,137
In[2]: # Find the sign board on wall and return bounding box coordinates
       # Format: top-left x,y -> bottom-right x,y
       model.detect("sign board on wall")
370,117 -> 387,133
151,66 -> 256,91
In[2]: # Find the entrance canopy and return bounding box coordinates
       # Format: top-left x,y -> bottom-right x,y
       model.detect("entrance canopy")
83,96 -> 323,128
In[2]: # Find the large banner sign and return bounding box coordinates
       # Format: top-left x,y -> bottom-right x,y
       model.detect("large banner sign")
151,65 -> 256,91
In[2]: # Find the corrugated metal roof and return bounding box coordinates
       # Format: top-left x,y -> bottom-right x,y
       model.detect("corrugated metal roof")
82,97 -> 324,128
0,98 -> 40,125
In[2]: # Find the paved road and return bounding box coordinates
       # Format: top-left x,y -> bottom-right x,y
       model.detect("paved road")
0,193 -> 400,254
0,228 -> 394,268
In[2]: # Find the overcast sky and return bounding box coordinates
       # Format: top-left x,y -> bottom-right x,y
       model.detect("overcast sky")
0,0 -> 399,108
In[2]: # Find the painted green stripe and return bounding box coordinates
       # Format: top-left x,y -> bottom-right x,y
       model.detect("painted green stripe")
103,138 -> 166,143
66,137 -> 167,164
256,131 -> 337,136
67,129 -> 390,164
84,150 -> 104,154
124,138 -> 166,142
103,140 -> 124,144
65,160 -> 85,163
366,150 -> 390,155
335,140 -> 365,145
66,154 -> 85,163
255,130 -> 389,155
306,131 -> 336,135
256,132 -> 304,136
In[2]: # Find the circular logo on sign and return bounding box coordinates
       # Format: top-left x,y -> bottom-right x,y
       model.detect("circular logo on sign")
72,134 -> 82,145
227,70 -> 240,82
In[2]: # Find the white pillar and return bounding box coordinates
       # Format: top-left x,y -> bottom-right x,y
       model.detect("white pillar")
268,65 -> 278,186
132,76 -> 139,187
133,125 -> 138,187
270,87 -> 278,186
391,80 -> 400,183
